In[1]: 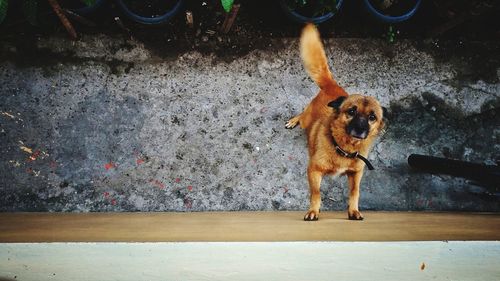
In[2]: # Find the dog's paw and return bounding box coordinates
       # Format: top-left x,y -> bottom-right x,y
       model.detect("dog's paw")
304,210 -> 319,221
348,210 -> 364,220
285,117 -> 299,129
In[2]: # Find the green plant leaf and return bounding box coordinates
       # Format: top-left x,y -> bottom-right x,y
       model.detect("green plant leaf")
221,0 -> 234,13
80,0 -> 97,6
23,0 -> 37,26
0,0 -> 8,24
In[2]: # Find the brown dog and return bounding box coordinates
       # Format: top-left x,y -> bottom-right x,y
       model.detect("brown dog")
286,24 -> 385,221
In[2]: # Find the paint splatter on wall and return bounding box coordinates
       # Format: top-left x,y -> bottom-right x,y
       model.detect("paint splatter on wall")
149,179 -> 166,190
104,162 -> 116,170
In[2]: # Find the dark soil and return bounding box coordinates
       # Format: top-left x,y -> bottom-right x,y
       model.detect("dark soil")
0,0 -> 499,62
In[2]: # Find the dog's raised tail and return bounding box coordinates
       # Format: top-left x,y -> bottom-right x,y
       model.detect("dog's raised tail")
300,23 -> 343,95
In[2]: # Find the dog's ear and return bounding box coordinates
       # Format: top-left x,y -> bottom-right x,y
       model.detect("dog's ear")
378,106 -> 389,133
327,96 -> 347,110
382,107 -> 388,119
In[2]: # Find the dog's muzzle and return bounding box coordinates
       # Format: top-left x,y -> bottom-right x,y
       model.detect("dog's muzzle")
347,116 -> 369,139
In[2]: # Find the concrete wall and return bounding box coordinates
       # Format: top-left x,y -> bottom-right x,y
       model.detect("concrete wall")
0,35 -> 498,212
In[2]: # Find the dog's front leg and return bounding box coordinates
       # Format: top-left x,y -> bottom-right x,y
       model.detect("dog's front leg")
304,166 -> 323,221
347,171 -> 364,220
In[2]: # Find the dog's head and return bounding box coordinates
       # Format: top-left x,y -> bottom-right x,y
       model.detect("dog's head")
328,94 -> 386,141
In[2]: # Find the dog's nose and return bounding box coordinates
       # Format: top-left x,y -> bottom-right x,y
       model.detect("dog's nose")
353,126 -> 366,135
348,116 -> 369,139
353,117 -> 368,131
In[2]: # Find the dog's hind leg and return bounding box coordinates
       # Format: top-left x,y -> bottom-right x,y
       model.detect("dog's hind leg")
285,102 -> 314,130
285,114 -> 301,129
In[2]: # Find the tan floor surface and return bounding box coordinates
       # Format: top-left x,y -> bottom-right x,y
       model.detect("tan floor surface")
1,211 -> 499,242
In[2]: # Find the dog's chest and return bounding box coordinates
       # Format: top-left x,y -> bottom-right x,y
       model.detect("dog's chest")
318,155 -> 352,175
331,167 -> 347,177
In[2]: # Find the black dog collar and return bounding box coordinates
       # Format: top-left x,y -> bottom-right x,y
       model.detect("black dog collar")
330,135 -> 375,170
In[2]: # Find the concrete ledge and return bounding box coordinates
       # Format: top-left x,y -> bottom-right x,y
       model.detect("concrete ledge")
1,241 -> 500,281
1,212 -> 499,242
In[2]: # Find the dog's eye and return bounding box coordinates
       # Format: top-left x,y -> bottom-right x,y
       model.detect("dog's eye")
347,108 -> 356,116
368,114 -> 377,121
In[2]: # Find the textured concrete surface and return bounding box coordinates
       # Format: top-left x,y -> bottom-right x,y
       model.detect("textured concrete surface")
0,35 -> 499,212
